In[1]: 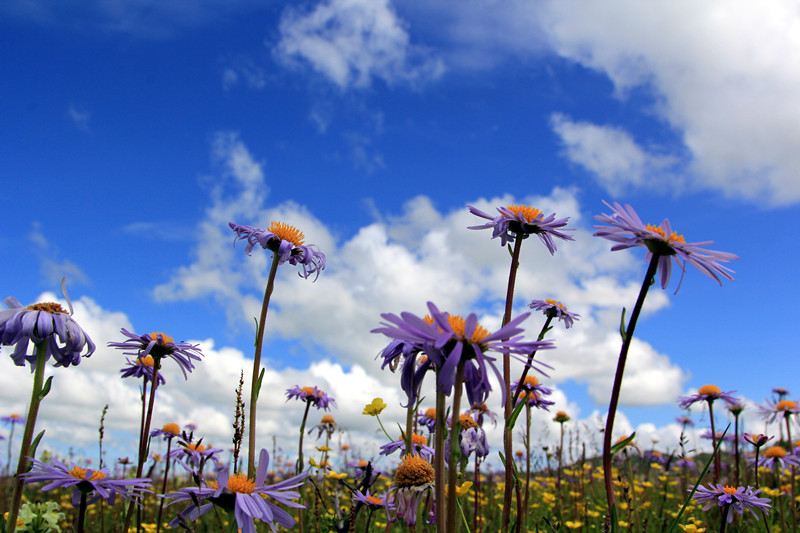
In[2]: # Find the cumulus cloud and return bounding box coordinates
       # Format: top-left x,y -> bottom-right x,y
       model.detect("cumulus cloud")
550,113 -> 679,196
274,0 -> 445,89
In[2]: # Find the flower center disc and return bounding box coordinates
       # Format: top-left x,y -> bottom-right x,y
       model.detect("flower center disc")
268,221 -> 305,246
26,302 -> 67,314
227,472 -> 256,494
507,205 -> 542,223
394,455 -> 434,487
446,315 -> 490,344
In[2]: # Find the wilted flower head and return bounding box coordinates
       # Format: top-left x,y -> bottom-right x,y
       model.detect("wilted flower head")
528,299 -> 580,329
594,201 -> 738,290
286,385 -> 336,411
467,402 -> 498,426
692,484 -> 771,523
229,221 -> 326,280
108,329 -> 203,380
743,433 -> 773,449
392,455 -> 435,526
679,385 -> 738,410
467,204 -> 574,254
0,286 -> 95,370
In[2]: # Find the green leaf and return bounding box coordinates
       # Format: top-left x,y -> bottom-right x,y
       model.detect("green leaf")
254,368 -> 265,402
39,376 -> 54,400
29,430 -> 46,466
619,307 -> 628,341
505,397 -> 527,430
610,432 -> 636,456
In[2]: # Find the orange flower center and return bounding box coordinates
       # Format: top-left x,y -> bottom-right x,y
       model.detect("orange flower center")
301,386 -> 316,396
26,302 -> 67,314
645,224 -> 686,244
186,443 -> 205,452
454,415 -> 478,430
394,455 -> 435,487
321,414 -> 335,425
445,314 -> 490,344
765,446 -> 787,458
70,466 -> 106,481
366,495 -> 384,506
358,460 -> 368,468
523,376 -> 540,387
777,400 -> 797,411
162,423 -> 180,435
268,221 -> 305,246
424,408 -> 436,419
722,486 -> 738,495
697,385 -> 721,396
506,205 -> 542,223
227,473 -> 255,494
149,332 -> 174,345
411,434 -> 427,446
545,298 -> 567,310
137,355 -> 155,367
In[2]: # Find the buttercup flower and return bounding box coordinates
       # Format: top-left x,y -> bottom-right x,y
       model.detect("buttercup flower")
692,484 -> 771,523
594,201 -> 738,290
0,292 -> 95,369
363,398 -> 387,416
21,457 -> 151,508
108,329 -> 203,380
679,385 -> 739,410
529,299 -> 580,329
164,449 -> 307,533
286,386 -> 336,411
373,301 -> 555,406
467,204 -> 574,254
120,355 -> 166,386
229,221 -> 326,280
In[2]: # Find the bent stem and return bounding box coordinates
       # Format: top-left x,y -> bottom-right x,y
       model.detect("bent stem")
7,342 -> 48,533
602,254 -> 660,529
248,251 -> 280,479
501,236 -> 524,531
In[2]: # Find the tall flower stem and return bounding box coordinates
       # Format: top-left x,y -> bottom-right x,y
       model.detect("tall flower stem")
733,412 -> 740,486
7,342 -> 48,533
77,490 -> 89,533
501,236 -> 524,531
523,403 -> 532,530
602,253 -> 660,527
155,437 -> 174,533
446,361 -> 466,533
123,357 -> 162,533
785,414 -> 797,533
434,376 -> 447,533
248,252 -> 280,478
707,401 -> 720,484
296,400 -> 312,475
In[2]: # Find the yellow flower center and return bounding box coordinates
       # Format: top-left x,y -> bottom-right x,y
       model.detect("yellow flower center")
301,386 -> 316,396
26,302 -> 67,314
186,443 -> 205,452
137,355 -> 155,367
645,224 -> 686,244
777,400 -> 797,411
149,332 -> 174,345
697,385 -> 721,396
321,414 -> 335,425
424,408 -> 436,419
765,446 -> 787,458
394,455 -> 435,487
411,434 -> 427,446
357,460 -> 368,468
162,423 -> 180,435
722,486 -> 738,495
545,298 -> 567,310
554,411 -> 570,422
454,415 -> 478,430
10,414 -> 20,419
523,376 -> 540,387
506,205 -> 543,223
227,473 -> 255,494
365,495 -> 384,506
70,466 -> 106,481
268,221 -> 305,246
445,315 -> 490,344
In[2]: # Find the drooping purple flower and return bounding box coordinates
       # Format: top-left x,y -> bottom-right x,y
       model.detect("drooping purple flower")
743,433 -> 774,449
679,385 -> 739,410
511,375 -> 555,410
377,339 -> 432,408
467,402 -> 498,427
692,484 -> 771,523
164,449 -> 307,533
108,329 -> 203,380
467,204 -> 574,254
21,457 -> 151,508
0,291 -> 95,370
594,201 -> 738,290
286,385 -> 336,411
373,301 -> 555,406
229,221 -> 326,280
391,455 -> 434,527
447,416 -> 488,460
528,299 -> 580,329
119,355 -> 166,386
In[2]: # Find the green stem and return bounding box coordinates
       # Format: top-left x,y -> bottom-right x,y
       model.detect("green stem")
708,400 -> 719,484
446,361 -> 466,533
248,252 -> 280,479
7,341 -> 48,533
155,437 -> 173,533
602,253 -> 660,527
501,236 -> 524,532
375,414 -> 394,443
77,490 -> 88,533
297,400 -> 312,475
434,376 -> 447,533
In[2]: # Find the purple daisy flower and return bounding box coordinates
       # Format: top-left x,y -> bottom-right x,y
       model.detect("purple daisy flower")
21,457 -> 151,508
511,375 -> 555,410
467,204 -> 574,254
150,422 -> 182,440
163,449 -> 307,533
528,299 -> 580,329
229,221 -> 326,280
119,355 -> 166,386
467,402 -> 498,427
594,201 -> 738,290
417,408 -> 437,434
752,446 -> 800,470
676,415 -> 694,427
447,417 -> 489,461
391,455 -> 435,527
353,489 -> 396,512
692,484 -> 771,523
758,399 -> 800,424
377,339 -> 433,408
380,434 -> 434,459
373,301 -> 555,406
0,292 -> 95,370
168,440 -> 223,476
285,385 -> 336,411
108,329 -> 203,380
679,385 -> 739,410
1,414 -> 25,426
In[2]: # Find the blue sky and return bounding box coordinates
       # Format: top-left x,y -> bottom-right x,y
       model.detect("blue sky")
2,0 -> 799,463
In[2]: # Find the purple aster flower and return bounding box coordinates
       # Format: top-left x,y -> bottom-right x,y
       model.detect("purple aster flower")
229,221 -> 326,280
391,455 -> 435,527
679,385 -> 739,410
512,375 -> 555,410
1,414 -> 25,426
758,399 -> 800,424
692,484 -> 771,523
594,201 -> 738,290
150,422 -> 182,440
467,402 -> 498,427
676,415 -> 694,427
380,434 -> 434,459
743,433 -> 774,449
752,446 -> 800,470
285,385 -> 336,411
417,408 -> 437,434
700,430 -> 737,443
163,449 -> 307,533
108,329 -> 203,380
168,440 -> 223,477
373,301 -> 555,406
528,299 -> 580,329
377,339 -> 433,408
467,204 -> 574,254
353,489 -> 396,512
21,457 -> 151,508
452,421 -> 488,460
0,292 -> 95,370
119,355 -> 166,386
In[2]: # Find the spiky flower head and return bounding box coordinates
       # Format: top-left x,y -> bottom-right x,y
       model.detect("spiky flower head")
528,298 -> 580,329
229,221 -> 326,280
108,329 -> 203,380
467,204 -> 574,254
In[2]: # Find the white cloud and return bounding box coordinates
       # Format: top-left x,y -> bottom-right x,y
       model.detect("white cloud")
221,57 -> 266,91
66,103 -> 91,132
28,222 -> 90,287
274,0 -> 444,89
550,113 -> 679,196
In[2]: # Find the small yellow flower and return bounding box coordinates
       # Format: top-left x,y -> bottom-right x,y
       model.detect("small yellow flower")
326,471 -> 349,480
363,398 -> 387,416
679,525 -> 706,533
565,521 -> 583,529
316,446 -> 332,452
